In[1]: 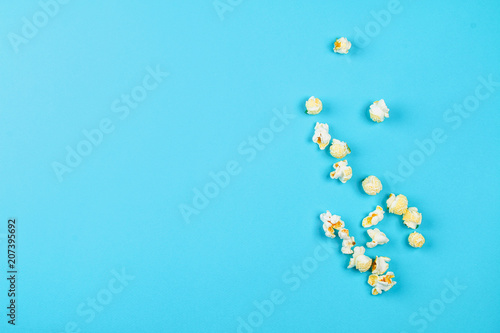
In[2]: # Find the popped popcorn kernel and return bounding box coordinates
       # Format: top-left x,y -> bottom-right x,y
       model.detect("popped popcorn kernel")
372,256 -> 391,275
369,99 -> 390,123
333,37 -> 351,54
362,176 -> 382,195
320,211 -> 345,238
362,206 -> 385,228
347,246 -> 372,273
368,272 -> 397,295
408,231 -> 425,248
403,207 -> 422,229
366,228 -> 389,248
338,228 -> 356,254
329,139 -> 351,159
330,160 -> 352,183
312,122 -> 331,150
386,194 -> 408,215
305,96 -> 323,115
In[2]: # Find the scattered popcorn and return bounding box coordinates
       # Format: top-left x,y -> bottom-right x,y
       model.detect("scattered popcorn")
368,272 -> 397,295
403,207 -> 422,229
408,231 -> 425,248
362,206 -> 385,228
369,99 -> 390,123
320,211 -> 345,230
329,139 -> 351,159
372,256 -> 391,275
333,37 -> 351,54
387,194 -> 408,215
338,228 -> 356,254
305,96 -> 323,115
312,122 -> 331,150
361,176 -> 382,195
366,228 -> 389,248
347,246 -> 372,272
330,160 -> 352,183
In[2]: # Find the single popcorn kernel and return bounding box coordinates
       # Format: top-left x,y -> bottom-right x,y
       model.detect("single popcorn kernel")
330,160 -> 352,183
320,211 -> 345,238
362,176 -> 382,195
369,99 -> 390,123
408,231 -> 425,248
312,122 -> 331,150
372,256 -> 391,275
305,96 -> 323,115
329,139 -> 351,159
338,228 -> 356,255
333,37 -> 351,54
366,228 -> 389,248
362,206 -> 384,228
347,246 -> 372,273
403,207 -> 422,229
368,272 -> 397,295
386,194 -> 408,215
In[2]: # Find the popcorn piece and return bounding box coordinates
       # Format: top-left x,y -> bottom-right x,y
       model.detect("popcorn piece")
408,231 -> 425,248
322,222 -> 336,239
366,228 -> 389,248
362,206 -> 385,228
403,207 -> 422,229
338,228 -> 356,255
386,194 -> 408,215
361,176 -> 382,195
372,256 -> 391,275
305,96 -> 323,115
333,37 -> 351,54
368,272 -> 397,295
347,246 -> 372,273
329,139 -> 351,159
320,211 -> 345,238
369,99 -> 390,123
312,122 -> 331,150
330,160 -> 352,183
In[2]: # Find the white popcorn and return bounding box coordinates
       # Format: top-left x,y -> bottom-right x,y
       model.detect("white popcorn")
329,139 -> 351,159
361,176 -> 382,195
386,193 -> 408,215
403,207 -> 422,229
362,206 -> 385,228
369,99 -> 390,123
368,272 -> 397,295
305,96 -> 323,115
330,160 -> 352,183
333,37 -> 351,54
347,246 -> 372,273
312,122 -> 331,150
372,256 -> 391,275
320,211 -> 344,238
408,231 -> 425,248
338,228 -> 356,255
366,228 -> 389,248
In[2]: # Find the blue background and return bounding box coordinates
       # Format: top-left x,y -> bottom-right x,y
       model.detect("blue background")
0,0 -> 499,332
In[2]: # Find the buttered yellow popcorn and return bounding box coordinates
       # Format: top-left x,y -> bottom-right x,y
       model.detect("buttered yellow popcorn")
366,228 -> 389,248
362,206 -> 385,228
408,231 -> 425,248
330,160 -> 352,183
368,272 -> 397,295
333,37 -> 351,54
403,207 -> 422,229
305,96 -> 323,115
372,256 -> 391,275
329,139 -> 351,159
312,122 -> 331,150
338,228 -> 356,255
347,246 -> 372,273
386,194 -> 408,215
362,176 -> 382,195
369,99 -> 390,123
